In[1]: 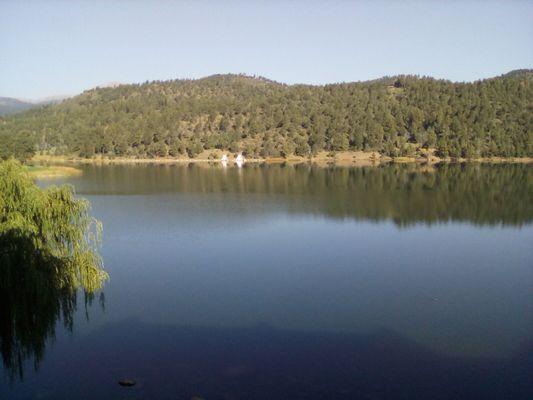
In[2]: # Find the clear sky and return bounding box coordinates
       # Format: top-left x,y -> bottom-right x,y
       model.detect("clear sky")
1,0 -> 532,99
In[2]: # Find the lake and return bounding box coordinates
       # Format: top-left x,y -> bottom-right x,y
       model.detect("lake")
1,163 -> 532,399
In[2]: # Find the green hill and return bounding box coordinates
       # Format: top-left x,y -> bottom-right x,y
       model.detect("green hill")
1,71 -> 531,161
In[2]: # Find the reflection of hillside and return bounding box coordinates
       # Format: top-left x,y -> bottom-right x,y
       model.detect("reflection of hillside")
3,319 -> 530,399
70,163 -> 533,226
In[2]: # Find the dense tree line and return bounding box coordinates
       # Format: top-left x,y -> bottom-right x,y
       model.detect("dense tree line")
0,71 -> 531,160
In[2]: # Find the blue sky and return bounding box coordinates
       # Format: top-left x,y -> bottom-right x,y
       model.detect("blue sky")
1,1 -> 532,99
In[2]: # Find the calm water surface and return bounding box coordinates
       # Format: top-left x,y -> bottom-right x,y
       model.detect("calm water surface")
1,163 -> 532,399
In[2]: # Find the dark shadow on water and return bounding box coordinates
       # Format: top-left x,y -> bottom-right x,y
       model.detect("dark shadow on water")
4,319 -> 530,400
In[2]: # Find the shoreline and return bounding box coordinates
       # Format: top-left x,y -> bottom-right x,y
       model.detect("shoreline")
31,152 -> 533,167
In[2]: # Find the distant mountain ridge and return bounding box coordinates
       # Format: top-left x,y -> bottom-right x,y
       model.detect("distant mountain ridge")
0,97 -> 35,116
0,95 -> 71,116
0,82 -> 127,116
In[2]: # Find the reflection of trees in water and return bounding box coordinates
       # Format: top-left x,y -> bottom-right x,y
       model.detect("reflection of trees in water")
0,234 -> 75,379
294,163 -> 533,226
207,162 -> 533,226
0,235 -> 105,379
82,163 -> 533,226
0,160 -> 106,379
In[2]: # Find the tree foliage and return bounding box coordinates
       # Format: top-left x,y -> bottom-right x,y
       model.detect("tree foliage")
0,159 -> 107,377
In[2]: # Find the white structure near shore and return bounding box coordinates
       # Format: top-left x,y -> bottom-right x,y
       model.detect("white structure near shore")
235,152 -> 245,167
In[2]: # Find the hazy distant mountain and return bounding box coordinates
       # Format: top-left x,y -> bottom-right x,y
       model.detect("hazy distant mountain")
0,95 -> 72,116
0,83 -> 123,116
34,95 -> 72,104
0,97 -> 35,116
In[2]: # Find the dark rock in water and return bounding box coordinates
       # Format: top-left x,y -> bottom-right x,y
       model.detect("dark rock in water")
118,379 -> 136,387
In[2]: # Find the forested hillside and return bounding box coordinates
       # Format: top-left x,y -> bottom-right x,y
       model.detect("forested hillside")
1,71 -> 531,160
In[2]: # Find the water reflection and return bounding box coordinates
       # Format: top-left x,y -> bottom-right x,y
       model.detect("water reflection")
64,163 -> 532,226
0,231 -> 102,380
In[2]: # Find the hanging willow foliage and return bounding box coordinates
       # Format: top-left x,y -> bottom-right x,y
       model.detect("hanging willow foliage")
0,159 -> 108,378
0,159 -> 108,292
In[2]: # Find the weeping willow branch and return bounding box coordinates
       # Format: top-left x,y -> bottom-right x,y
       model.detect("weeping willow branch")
0,159 -> 108,378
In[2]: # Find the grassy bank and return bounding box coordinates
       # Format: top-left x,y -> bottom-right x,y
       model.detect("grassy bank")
24,164 -> 83,179
31,151 -> 533,167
